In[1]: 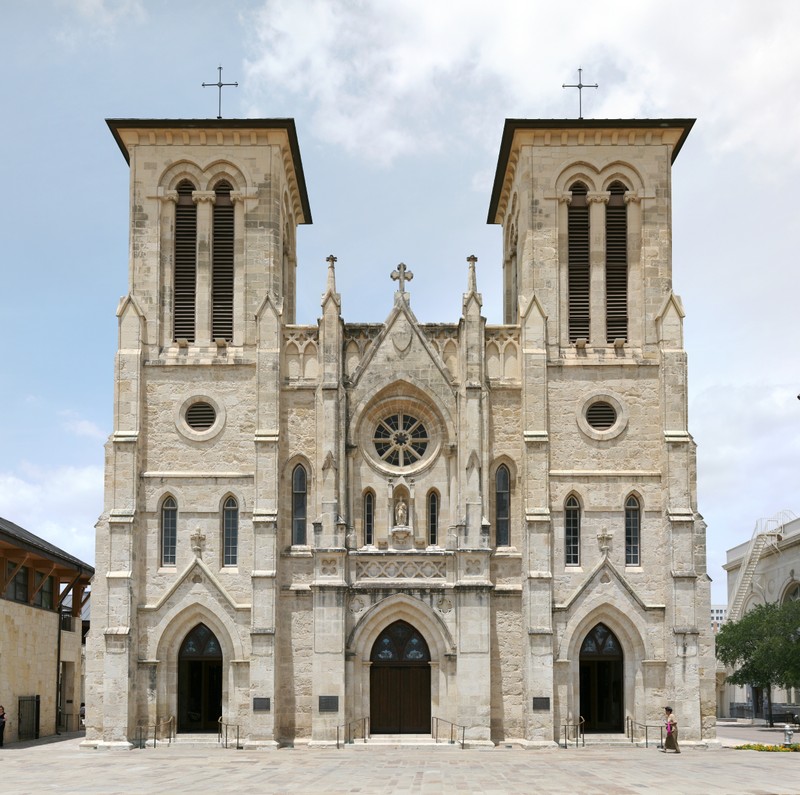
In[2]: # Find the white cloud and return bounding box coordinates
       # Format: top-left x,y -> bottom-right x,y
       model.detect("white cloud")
243,0 -> 800,171
54,0 -> 146,47
0,464 -> 102,568
59,410 -> 108,441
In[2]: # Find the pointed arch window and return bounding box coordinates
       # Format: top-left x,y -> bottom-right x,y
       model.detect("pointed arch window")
174,180 -> 197,342
222,496 -> 238,566
495,465 -> 510,546
625,495 -> 640,566
292,465 -> 307,546
568,181 -> 590,342
427,491 -> 439,546
565,495 -> 581,566
161,496 -> 177,566
364,491 -> 375,546
606,181 -> 628,342
212,180 -> 234,341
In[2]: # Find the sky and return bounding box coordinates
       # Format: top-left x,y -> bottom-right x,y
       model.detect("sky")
1,0 -> 798,605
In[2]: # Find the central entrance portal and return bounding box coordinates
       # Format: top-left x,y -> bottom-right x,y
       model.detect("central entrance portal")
178,623 -> 222,733
579,623 -> 624,732
370,620 -> 431,734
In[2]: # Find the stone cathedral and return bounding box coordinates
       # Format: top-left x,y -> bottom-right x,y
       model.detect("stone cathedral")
84,116 -> 715,749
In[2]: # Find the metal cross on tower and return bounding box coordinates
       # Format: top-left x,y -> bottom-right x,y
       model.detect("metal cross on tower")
202,65 -> 239,119
562,68 -> 598,119
391,262 -> 414,292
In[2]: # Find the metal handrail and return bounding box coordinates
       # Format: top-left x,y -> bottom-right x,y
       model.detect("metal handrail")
431,716 -> 466,748
134,715 -> 175,748
625,715 -> 663,748
336,716 -> 370,748
218,717 -> 242,749
561,716 -> 585,748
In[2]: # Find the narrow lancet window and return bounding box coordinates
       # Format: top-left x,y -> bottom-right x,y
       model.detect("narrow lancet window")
212,180 -> 234,341
292,465 -> 307,545
606,181 -> 628,342
161,496 -> 177,566
364,491 -> 374,546
223,496 -> 238,566
565,495 -> 581,566
495,465 -> 510,546
568,182 -> 590,342
174,180 -> 197,342
427,491 -> 439,546
625,495 -> 640,566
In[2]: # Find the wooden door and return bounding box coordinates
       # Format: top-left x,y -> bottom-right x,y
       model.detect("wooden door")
370,621 -> 431,734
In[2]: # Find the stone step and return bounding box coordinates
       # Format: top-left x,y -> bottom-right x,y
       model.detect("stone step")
345,733 -> 459,750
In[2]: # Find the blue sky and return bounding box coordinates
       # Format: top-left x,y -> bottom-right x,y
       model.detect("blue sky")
1,0 -> 798,603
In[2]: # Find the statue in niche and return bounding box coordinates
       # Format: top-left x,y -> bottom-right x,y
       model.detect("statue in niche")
395,498 -> 408,526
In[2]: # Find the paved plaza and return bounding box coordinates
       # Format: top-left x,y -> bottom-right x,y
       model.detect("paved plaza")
1,724 -> 797,794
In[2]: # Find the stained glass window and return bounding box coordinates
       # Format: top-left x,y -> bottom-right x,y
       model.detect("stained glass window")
373,413 -> 429,467
370,621 -> 431,663
580,623 -> 622,658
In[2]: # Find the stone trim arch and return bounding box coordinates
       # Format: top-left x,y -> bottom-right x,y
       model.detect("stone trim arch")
558,603 -> 649,728
147,600 -> 244,730
202,160 -> 247,193
555,161 -> 600,195
161,161 -> 204,191
599,161 -> 645,194
347,592 -> 455,661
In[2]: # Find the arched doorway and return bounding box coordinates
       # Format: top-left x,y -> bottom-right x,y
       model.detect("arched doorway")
178,623 -> 222,732
370,620 -> 431,733
579,623 -> 623,732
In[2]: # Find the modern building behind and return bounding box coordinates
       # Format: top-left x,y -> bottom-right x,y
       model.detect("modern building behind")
719,510 -> 800,718
0,516 -> 93,742
85,116 -> 714,748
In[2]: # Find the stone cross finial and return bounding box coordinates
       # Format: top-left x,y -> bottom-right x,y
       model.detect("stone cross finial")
202,65 -> 239,119
190,528 -> 206,559
326,254 -> 337,291
466,254 -> 478,292
391,262 -> 414,293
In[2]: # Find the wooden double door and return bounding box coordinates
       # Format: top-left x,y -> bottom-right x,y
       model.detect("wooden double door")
370,621 -> 431,734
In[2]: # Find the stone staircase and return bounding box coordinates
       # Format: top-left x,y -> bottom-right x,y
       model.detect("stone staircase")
345,733 -> 457,750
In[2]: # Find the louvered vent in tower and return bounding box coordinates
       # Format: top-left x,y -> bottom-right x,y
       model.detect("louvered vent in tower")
212,181 -> 234,342
568,182 -> 590,342
185,402 -> 217,430
586,401 -> 617,430
174,180 -> 197,342
606,182 -> 628,342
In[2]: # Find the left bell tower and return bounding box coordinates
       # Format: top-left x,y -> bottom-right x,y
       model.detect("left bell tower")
84,119 -> 311,747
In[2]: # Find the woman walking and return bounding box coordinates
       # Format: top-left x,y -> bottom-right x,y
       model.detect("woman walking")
663,706 -> 680,753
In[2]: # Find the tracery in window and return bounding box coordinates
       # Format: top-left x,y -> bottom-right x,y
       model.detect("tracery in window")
373,413 -> 429,467
370,621 -> 430,662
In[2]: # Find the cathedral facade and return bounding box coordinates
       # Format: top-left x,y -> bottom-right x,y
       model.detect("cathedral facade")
84,117 -> 715,748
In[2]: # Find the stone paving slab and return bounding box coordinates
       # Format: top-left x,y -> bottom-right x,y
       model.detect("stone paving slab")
1,732 -> 799,795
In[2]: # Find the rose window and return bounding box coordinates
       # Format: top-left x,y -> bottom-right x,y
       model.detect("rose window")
373,412 -> 429,467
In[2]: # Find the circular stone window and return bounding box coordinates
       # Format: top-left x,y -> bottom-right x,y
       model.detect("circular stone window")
586,401 -> 617,430
373,412 -> 429,467
186,401 -> 217,431
577,393 -> 628,441
176,395 -> 225,442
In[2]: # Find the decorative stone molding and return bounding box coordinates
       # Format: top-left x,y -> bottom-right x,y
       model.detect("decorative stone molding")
587,191 -> 610,204
354,558 -> 446,582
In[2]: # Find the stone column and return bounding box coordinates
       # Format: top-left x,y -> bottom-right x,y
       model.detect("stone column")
588,192 -> 609,345
193,191 -> 215,344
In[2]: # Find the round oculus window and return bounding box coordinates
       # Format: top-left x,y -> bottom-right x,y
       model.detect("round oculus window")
585,401 -> 617,430
373,412 -> 429,467
185,401 -> 217,431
